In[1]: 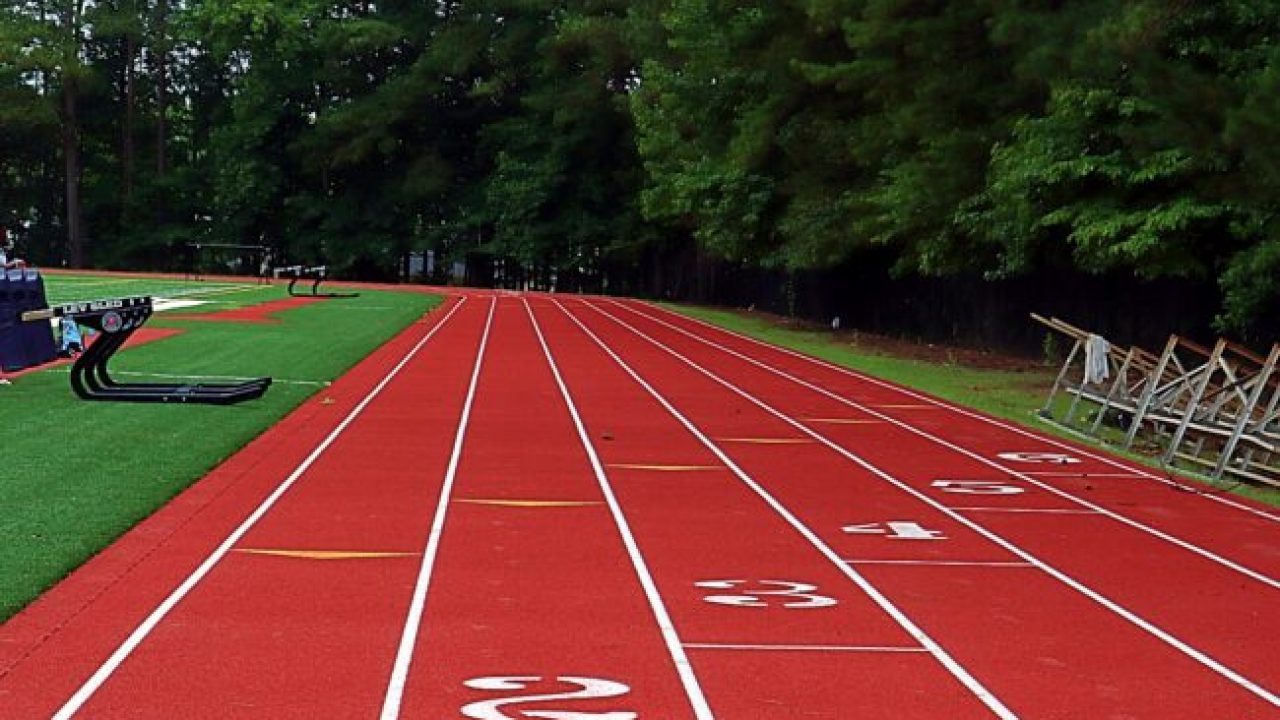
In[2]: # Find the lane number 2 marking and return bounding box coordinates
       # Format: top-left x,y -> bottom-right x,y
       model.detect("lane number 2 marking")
695,579 -> 837,608
997,451 -> 1081,464
461,676 -> 636,719
931,479 -> 1025,495
842,521 -> 947,540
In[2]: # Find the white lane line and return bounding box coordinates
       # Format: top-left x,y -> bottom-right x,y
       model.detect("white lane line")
163,284 -> 263,299
524,299 -> 715,720
53,297 -> 471,719
553,299 -> 1018,720
631,301 -> 1280,523
381,297 -> 497,720
845,560 -> 1035,568
584,299 -> 1280,710
109,371 -> 328,387
950,507 -> 1101,515
610,300 -> 1280,590
1020,472 -> 1146,478
684,643 -> 928,653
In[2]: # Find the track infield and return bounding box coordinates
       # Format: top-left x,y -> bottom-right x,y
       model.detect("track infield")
1,291 -> 1277,718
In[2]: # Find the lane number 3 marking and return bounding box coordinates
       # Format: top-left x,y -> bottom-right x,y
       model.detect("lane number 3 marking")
462,676 -> 636,719
695,579 -> 837,608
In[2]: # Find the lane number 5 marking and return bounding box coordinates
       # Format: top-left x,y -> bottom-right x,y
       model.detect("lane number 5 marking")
461,676 -> 636,719
695,579 -> 837,608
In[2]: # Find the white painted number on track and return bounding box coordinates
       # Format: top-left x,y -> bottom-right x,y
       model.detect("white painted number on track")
931,480 -> 1025,495
461,676 -> 637,719
842,521 -> 947,540
696,580 -> 837,608
997,451 -> 1081,464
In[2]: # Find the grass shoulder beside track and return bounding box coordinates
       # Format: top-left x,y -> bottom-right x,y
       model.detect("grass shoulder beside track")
664,303 -> 1280,509
0,278 -> 440,621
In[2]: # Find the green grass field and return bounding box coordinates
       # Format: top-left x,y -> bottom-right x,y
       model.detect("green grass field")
665,304 -> 1280,509
41,274 -> 266,307
0,275 -> 439,621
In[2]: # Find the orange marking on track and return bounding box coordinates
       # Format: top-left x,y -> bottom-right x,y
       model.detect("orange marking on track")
715,437 -> 814,445
233,549 -> 419,560
455,498 -> 602,508
607,463 -> 722,472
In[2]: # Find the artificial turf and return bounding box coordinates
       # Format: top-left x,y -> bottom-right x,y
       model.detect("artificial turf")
0,277 -> 439,621
664,303 -> 1280,509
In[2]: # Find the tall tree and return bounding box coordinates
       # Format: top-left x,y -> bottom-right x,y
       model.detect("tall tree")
969,0 -> 1280,335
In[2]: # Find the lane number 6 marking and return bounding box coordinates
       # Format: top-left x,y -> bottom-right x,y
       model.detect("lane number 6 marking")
997,451 -> 1081,464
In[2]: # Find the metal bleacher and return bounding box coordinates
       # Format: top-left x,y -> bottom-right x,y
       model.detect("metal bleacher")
1033,314 -> 1279,488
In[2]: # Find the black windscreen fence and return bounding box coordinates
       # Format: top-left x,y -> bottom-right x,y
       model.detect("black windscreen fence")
463,246 -> 1246,357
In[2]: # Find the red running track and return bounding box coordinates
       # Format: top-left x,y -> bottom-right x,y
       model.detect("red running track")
0,290 -> 1276,719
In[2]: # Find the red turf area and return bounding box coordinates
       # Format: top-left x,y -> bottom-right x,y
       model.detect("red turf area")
0,289 -> 1276,719
164,296 -> 321,323
3,327 -> 180,379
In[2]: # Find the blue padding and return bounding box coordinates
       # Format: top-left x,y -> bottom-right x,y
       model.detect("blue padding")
19,270 -> 56,367
0,269 -> 56,371
0,273 -> 23,371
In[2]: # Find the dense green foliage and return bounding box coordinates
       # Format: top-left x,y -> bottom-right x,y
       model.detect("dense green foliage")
2,1 -> 1278,333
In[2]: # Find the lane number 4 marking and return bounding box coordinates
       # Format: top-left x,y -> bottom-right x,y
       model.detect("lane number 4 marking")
931,479 -> 1025,495
695,579 -> 837,608
462,676 -> 637,719
842,521 -> 947,540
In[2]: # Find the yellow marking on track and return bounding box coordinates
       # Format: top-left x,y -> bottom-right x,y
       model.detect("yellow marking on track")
715,437 -> 814,445
868,404 -> 939,410
607,463 -> 722,472
802,418 -> 884,425
456,499 -> 602,508
234,549 -> 419,560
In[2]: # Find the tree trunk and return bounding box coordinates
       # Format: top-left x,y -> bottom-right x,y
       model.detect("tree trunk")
62,79 -> 84,267
154,0 -> 168,179
123,33 -> 136,200
60,0 -> 86,268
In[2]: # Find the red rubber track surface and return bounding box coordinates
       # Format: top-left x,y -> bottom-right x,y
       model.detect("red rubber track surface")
0,290 -> 1276,719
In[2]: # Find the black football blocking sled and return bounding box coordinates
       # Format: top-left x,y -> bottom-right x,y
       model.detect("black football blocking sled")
276,265 -> 360,299
21,296 -> 272,404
